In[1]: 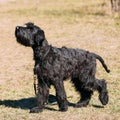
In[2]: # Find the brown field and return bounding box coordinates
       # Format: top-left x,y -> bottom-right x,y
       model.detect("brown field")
0,0 -> 120,119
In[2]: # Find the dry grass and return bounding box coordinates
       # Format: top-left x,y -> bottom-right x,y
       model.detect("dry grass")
0,0 -> 120,119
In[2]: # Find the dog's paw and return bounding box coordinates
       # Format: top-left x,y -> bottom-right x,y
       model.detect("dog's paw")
59,106 -> 68,112
99,91 -> 109,105
74,100 -> 89,108
74,102 -> 88,108
30,107 -> 43,113
99,80 -> 109,105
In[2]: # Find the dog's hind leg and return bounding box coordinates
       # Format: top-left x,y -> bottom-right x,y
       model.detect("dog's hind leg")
53,80 -> 68,112
75,89 -> 93,108
94,79 -> 109,105
71,77 -> 93,107
30,78 -> 49,113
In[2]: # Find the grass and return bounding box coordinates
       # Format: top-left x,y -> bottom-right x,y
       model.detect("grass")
0,0 -> 120,119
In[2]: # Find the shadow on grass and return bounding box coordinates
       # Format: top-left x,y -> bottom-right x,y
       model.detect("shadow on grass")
0,94 -> 104,111
0,97 -> 36,110
92,104 -> 104,108
0,94 -> 58,111
0,94 -> 74,111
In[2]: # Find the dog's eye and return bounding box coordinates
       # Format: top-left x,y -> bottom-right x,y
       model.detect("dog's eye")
30,27 -> 34,31
27,27 -> 34,32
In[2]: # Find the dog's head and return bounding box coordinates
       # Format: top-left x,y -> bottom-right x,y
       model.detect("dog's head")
15,22 -> 46,47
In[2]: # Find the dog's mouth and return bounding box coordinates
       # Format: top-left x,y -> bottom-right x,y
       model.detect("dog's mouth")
15,26 -> 34,47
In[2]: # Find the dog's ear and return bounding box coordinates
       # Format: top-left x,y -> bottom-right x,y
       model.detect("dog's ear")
35,30 -> 45,46
25,22 -> 34,28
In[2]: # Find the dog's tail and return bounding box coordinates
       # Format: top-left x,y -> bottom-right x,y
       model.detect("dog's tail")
92,53 -> 110,73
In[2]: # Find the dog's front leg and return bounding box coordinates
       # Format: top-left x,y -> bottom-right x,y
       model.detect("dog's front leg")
30,79 -> 49,113
54,80 -> 68,112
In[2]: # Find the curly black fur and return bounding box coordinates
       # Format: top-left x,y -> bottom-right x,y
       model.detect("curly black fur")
15,23 -> 110,113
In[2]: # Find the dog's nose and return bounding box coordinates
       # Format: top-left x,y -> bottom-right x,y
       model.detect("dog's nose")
16,26 -> 20,30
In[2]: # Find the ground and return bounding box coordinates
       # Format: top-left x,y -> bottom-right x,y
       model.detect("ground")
0,0 -> 120,120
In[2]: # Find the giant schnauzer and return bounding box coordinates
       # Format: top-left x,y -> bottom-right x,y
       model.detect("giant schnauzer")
15,23 -> 110,113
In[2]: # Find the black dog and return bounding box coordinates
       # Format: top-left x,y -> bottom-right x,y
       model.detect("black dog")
15,23 -> 110,113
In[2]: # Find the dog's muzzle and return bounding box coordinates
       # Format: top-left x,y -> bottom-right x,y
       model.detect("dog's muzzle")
15,26 -> 34,47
